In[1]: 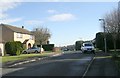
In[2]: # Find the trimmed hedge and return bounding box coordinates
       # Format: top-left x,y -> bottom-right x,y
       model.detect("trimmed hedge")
96,32 -> 120,51
75,41 -> 84,51
42,44 -> 54,51
5,41 -> 23,55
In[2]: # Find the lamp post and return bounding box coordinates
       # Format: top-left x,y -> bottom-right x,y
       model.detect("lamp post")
99,19 -> 107,53
118,1 -> 120,34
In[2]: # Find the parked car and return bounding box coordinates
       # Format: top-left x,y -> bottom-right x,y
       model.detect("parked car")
63,48 -> 69,51
81,42 -> 95,54
22,47 -> 40,54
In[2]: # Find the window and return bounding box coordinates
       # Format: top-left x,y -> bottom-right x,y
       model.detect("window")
84,44 -> 92,46
30,35 -> 34,40
17,33 -> 22,38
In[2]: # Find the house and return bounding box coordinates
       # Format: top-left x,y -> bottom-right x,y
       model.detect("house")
0,24 -> 35,56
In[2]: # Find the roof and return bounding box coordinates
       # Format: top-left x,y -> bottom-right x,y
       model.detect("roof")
23,39 -> 29,44
0,24 -> 31,34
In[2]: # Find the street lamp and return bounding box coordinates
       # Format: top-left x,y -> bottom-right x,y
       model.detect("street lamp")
99,19 -> 107,53
118,1 -> 120,34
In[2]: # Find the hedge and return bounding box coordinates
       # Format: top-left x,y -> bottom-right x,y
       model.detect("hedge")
75,41 -> 84,51
5,41 -> 23,55
37,44 -> 54,51
42,44 -> 54,51
96,32 -> 120,51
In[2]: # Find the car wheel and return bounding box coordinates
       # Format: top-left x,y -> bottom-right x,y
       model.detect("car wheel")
35,50 -> 38,53
83,51 -> 86,54
92,50 -> 95,54
23,51 -> 27,54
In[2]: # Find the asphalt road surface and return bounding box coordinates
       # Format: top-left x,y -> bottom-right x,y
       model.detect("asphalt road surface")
2,52 -> 94,76
2,51 -> 119,77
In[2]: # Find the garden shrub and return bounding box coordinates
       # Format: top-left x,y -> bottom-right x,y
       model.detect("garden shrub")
5,41 -> 23,55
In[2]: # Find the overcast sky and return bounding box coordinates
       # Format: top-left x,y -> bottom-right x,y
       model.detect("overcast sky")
0,0 -> 119,46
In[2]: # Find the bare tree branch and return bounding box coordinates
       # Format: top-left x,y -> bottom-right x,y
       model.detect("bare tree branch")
103,8 -> 120,52
32,27 -> 51,45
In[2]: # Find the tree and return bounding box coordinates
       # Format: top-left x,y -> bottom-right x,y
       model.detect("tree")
32,27 -> 51,46
75,40 -> 84,51
104,8 -> 120,52
95,32 -> 118,51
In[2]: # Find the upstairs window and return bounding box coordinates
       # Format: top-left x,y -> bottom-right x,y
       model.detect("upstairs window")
30,35 -> 34,40
17,33 -> 23,38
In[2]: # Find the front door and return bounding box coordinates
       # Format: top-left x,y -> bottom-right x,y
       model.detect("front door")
28,43 -> 31,49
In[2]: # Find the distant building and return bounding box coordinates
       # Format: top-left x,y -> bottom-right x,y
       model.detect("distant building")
61,45 -> 75,51
0,24 -> 35,56
67,45 -> 75,51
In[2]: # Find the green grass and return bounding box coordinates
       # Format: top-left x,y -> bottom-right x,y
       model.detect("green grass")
2,51 -> 61,63
111,51 -> 120,73
114,59 -> 120,73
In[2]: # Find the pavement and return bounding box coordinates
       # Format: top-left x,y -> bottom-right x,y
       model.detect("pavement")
85,52 -> 119,76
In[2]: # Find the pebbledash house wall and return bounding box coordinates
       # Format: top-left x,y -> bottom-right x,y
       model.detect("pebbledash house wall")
14,32 -> 35,49
0,25 -> 14,56
0,25 -> 2,43
2,25 -> 14,42
0,26 -> 4,56
0,43 -> 4,56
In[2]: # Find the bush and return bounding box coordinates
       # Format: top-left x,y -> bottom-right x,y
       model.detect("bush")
5,41 -> 23,55
16,50 -> 21,56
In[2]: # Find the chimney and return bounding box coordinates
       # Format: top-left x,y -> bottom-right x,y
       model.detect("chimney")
22,26 -> 24,29
47,41 -> 49,44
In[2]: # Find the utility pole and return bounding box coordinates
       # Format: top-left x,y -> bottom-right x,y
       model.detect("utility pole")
99,19 -> 107,53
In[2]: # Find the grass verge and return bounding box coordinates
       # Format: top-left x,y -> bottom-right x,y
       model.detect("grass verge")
2,51 -> 61,63
111,51 -> 120,73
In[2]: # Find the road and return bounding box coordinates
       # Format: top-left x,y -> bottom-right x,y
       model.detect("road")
2,51 -> 119,77
2,51 -> 94,76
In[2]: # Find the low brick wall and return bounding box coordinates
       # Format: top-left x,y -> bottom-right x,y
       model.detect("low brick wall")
53,47 -> 61,52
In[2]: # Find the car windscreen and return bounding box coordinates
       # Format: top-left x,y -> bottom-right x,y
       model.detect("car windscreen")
84,44 -> 92,46
31,47 -> 37,49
